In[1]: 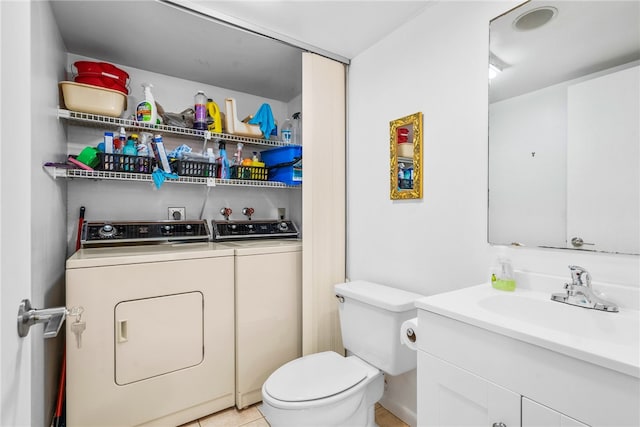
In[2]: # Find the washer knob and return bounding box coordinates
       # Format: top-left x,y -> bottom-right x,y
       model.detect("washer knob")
278,222 -> 289,232
98,224 -> 115,238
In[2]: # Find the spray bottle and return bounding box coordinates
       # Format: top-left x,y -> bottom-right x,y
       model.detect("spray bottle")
233,143 -> 244,166
115,127 -> 127,153
291,112 -> 301,145
281,118 -> 293,144
136,83 -> 157,124
218,142 -> 230,179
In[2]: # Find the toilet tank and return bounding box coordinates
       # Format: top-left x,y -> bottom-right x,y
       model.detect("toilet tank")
334,281 -> 423,376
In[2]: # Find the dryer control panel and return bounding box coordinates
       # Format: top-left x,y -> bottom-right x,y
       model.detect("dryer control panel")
82,220 -> 210,246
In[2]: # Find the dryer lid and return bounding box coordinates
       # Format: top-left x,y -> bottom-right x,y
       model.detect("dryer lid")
264,351 -> 368,402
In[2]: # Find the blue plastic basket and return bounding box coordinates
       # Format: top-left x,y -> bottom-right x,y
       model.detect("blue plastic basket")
260,146 -> 302,185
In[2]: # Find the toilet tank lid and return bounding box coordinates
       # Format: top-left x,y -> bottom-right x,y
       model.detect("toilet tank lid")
334,281 -> 423,312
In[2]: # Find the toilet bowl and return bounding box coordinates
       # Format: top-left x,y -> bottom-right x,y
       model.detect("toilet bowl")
261,281 -> 423,427
261,351 -> 383,427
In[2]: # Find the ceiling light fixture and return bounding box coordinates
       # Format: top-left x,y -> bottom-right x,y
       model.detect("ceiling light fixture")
513,6 -> 558,31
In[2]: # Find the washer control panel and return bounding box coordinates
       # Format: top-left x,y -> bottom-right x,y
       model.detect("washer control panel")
211,220 -> 299,240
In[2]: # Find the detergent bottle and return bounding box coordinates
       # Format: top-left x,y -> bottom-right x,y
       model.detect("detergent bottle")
193,91 -> 208,130
123,137 -> 137,156
136,83 -> 157,124
206,98 -> 222,133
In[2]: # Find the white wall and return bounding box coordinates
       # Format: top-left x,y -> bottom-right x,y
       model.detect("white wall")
31,2 -> 68,425
346,1 -> 639,426
348,1 -> 518,299
2,1 -> 67,426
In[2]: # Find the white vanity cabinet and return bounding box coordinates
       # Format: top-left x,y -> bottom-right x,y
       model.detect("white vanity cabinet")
416,306 -> 639,427
419,350 -> 590,427
522,398 -> 588,427
419,351 -> 520,427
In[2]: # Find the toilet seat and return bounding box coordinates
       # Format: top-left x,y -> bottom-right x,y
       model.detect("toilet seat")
264,351 -> 369,402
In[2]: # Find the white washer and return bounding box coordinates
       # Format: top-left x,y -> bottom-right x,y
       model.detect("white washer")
65,242 -> 235,427
219,239 -> 302,409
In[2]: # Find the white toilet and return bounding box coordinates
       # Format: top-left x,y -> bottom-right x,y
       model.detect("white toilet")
261,280 -> 422,427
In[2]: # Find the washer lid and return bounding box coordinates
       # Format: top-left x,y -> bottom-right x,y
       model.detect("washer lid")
264,351 -> 368,402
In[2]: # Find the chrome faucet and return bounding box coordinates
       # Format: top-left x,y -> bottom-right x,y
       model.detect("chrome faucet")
551,265 -> 619,312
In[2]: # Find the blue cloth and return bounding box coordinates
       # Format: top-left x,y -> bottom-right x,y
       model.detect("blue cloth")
248,103 -> 275,139
152,168 -> 179,189
166,144 -> 192,159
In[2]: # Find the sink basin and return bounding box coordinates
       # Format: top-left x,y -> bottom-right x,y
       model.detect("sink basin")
416,284 -> 640,377
478,292 -> 636,345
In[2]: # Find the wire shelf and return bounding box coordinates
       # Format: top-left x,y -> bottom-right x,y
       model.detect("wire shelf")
44,166 -> 299,189
57,108 -> 294,147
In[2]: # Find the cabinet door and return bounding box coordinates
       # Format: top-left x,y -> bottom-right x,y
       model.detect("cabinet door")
523,397 -> 590,427
235,249 -> 302,408
418,351 -> 521,427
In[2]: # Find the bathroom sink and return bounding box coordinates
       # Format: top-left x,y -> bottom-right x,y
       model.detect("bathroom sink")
477,292 -> 636,345
416,283 -> 640,378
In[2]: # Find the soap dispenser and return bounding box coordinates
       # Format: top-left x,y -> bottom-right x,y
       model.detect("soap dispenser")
491,248 -> 516,291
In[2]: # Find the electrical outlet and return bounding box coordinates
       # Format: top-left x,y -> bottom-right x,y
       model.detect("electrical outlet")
168,207 -> 185,220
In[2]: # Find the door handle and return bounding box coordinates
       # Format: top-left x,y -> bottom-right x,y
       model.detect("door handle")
116,319 -> 128,343
571,237 -> 594,247
17,299 -> 66,338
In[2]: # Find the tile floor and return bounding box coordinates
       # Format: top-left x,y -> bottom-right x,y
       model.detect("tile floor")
180,402 -> 409,427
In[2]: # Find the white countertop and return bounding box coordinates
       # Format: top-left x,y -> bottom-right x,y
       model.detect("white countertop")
416,283 -> 640,378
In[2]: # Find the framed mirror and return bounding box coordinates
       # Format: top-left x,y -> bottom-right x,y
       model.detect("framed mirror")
390,112 -> 423,200
488,1 -> 639,254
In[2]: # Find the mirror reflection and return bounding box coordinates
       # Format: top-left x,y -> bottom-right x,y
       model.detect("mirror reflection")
390,112 -> 423,200
488,1 -> 640,254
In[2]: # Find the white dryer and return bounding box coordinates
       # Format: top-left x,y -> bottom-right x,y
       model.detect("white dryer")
65,223 -> 236,427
